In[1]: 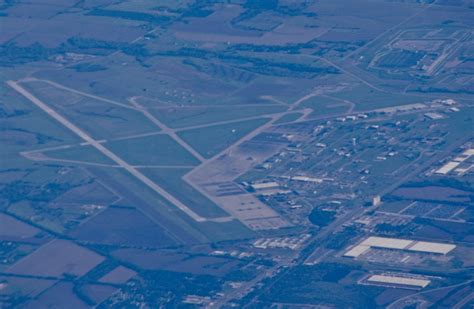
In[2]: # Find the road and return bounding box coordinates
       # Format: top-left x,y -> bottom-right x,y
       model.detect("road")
213,118 -> 474,308
7,80 -> 233,224
387,280 -> 474,309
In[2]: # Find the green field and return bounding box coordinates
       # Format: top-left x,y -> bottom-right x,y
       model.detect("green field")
330,84 -> 423,112
190,219 -> 255,242
106,134 -> 200,166
177,118 -> 270,158
86,166 -> 255,244
22,81 -> 159,140
149,105 -> 285,129
260,264 -> 383,308
301,96 -> 350,118
47,145 -> 114,165
1,88 -> 81,155
274,112 -> 303,124
142,168 -> 229,218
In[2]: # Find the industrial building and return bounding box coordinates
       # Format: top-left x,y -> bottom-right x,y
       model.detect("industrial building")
344,236 -> 456,258
250,182 -> 280,190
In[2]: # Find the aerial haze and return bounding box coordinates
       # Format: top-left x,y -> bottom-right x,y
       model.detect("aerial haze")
1,0 -> 473,308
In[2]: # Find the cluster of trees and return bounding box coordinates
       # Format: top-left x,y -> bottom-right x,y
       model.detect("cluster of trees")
308,208 -> 336,227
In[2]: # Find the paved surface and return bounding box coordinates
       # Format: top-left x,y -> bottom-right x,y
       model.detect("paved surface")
7,80 -> 233,223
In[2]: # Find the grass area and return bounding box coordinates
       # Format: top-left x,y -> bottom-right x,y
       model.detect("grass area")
260,264 -> 382,308
301,96 -> 349,118
330,84 -> 422,112
274,112 -> 302,124
1,89 -> 81,155
23,81 -> 158,140
190,219 -> 255,242
8,201 -> 36,219
177,117 -> 270,158
149,105 -> 285,129
89,167 -> 255,244
441,106 -> 474,137
89,166 -> 210,244
67,105 -> 158,140
8,201 -> 64,234
142,168 -> 229,218
369,151 -> 413,176
106,134 -> 200,166
47,145 -> 114,165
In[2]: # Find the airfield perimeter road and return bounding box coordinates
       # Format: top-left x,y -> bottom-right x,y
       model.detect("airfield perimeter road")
6,80 -> 234,224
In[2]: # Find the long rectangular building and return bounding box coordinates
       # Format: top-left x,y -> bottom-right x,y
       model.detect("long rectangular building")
407,241 -> 456,254
367,274 -> 430,289
344,236 -> 456,258
361,236 -> 413,249
436,161 -> 460,174
344,245 -> 370,257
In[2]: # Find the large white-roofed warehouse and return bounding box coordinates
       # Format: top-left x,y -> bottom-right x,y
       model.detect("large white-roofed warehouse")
344,236 -> 456,258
